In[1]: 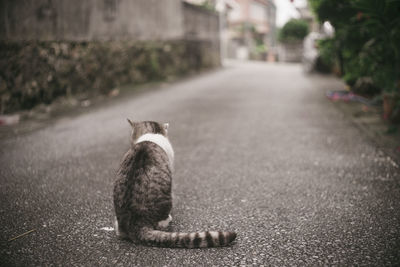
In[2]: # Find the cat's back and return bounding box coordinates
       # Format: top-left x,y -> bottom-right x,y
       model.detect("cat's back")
114,141 -> 172,216
117,141 -> 171,180
133,141 -> 170,169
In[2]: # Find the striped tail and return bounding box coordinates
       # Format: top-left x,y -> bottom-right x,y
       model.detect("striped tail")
138,227 -> 237,248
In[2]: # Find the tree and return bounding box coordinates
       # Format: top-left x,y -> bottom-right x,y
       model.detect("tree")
278,19 -> 309,43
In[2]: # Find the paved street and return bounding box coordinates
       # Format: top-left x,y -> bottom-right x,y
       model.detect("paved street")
1,61 -> 399,266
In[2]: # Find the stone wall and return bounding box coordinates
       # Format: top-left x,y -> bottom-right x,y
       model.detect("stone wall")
0,40 -> 217,113
0,1 -> 220,114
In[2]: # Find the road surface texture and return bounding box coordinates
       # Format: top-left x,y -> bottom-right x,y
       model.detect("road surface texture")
1,61 -> 399,266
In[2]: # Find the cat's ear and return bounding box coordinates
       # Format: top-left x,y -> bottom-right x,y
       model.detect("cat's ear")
127,118 -> 134,127
163,123 -> 169,133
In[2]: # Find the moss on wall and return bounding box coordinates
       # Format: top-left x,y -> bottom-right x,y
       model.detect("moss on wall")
0,40 -> 219,114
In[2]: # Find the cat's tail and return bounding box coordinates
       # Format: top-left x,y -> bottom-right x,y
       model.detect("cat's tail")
138,227 -> 237,248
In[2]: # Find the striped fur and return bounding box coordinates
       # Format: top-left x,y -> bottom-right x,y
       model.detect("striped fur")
137,228 -> 237,248
114,121 -> 237,248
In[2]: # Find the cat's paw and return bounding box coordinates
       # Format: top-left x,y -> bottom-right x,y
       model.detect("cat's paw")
157,214 -> 172,229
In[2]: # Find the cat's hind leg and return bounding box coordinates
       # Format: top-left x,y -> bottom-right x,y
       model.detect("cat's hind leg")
157,214 -> 172,229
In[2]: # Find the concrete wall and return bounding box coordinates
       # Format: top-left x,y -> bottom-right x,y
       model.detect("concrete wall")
183,2 -> 219,42
183,2 -> 220,66
278,43 -> 303,63
0,0 -> 184,41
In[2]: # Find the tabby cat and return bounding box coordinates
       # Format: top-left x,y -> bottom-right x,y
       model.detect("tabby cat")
113,120 -> 237,248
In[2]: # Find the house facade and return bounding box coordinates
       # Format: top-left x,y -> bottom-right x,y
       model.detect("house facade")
226,0 -> 276,60
184,0 -> 277,61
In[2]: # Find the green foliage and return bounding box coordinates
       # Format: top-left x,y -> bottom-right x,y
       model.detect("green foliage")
256,44 -> 267,54
317,38 -> 336,68
309,0 -> 355,27
278,19 -> 309,43
309,0 -> 400,94
201,0 -> 216,11
0,40 -> 220,114
342,60 -> 362,86
351,0 -> 400,93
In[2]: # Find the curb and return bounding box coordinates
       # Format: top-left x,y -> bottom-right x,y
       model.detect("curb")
330,100 -> 400,167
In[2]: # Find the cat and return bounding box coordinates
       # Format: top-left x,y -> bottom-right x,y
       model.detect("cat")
113,120 -> 237,248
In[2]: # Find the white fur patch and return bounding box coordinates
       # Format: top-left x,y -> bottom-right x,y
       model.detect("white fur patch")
113,218 -> 127,239
198,232 -> 206,239
136,133 -> 174,167
157,214 -> 172,228
210,231 -> 219,239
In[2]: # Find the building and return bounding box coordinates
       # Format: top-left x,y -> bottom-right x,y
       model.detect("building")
184,0 -> 277,61
226,0 -> 276,60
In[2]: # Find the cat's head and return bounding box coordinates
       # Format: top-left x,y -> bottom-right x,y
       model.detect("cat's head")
127,119 -> 169,143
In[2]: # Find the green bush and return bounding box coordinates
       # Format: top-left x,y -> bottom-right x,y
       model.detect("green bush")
317,38 -> 336,70
278,19 -> 309,43
310,0 -> 400,95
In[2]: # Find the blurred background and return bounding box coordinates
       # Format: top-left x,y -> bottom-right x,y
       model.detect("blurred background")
1,0 -> 399,122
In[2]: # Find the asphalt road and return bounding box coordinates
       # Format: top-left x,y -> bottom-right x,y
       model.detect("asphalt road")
1,61 -> 399,266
